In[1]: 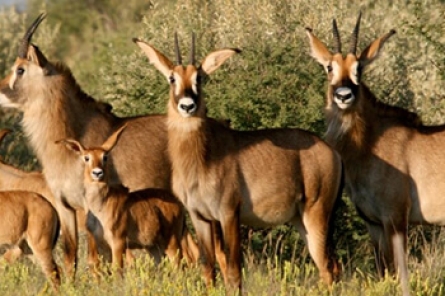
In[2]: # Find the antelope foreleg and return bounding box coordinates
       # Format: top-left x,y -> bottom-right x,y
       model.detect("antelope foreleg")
86,230 -> 100,275
385,222 -> 409,296
220,208 -> 242,294
392,231 -> 409,296
213,221 -> 228,279
366,222 -> 391,277
165,235 -> 182,267
189,213 -> 216,288
111,239 -> 125,275
56,203 -> 79,279
181,229 -> 200,266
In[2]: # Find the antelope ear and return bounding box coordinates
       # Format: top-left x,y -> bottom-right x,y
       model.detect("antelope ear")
101,124 -> 127,152
27,45 -> 48,68
359,30 -> 396,68
0,129 -> 12,144
55,139 -> 84,155
305,28 -> 333,68
200,48 -> 240,75
133,38 -> 174,80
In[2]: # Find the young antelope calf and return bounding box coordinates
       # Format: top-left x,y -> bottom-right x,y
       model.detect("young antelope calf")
0,191 -> 60,289
0,129 -> 87,231
0,129 -> 86,264
57,126 -> 197,271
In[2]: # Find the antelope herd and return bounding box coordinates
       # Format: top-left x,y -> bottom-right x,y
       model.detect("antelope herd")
0,10 -> 438,295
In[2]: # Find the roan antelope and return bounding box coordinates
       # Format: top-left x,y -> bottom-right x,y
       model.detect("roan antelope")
0,136 -> 60,290
305,12 -> 438,295
133,34 -> 343,292
0,13 -> 174,276
56,125 -> 198,272
0,129 -> 87,231
0,190 -> 60,289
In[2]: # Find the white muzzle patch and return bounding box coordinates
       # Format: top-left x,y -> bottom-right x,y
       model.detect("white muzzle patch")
334,87 -> 355,110
0,93 -> 19,108
91,168 -> 104,181
177,97 -> 197,117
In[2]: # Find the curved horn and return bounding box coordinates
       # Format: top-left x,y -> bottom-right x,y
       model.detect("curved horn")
18,12 -> 47,59
332,19 -> 342,53
174,32 -> 182,65
349,12 -> 362,54
190,32 -> 196,65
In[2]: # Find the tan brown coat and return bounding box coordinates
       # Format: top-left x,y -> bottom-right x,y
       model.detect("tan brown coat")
0,129 -> 87,232
135,35 -> 343,292
58,126 -> 198,270
306,13 -> 431,296
0,191 -> 60,290
0,13 -> 171,276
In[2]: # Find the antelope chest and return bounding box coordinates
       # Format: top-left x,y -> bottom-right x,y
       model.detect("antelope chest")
173,175 -> 221,221
347,180 -> 387,224
45,162 -> 86,210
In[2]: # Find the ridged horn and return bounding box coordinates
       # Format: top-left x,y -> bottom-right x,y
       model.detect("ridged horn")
18,12 -> 46,59
174,32 -> 182,65
349,12 -> 362,54
332,19 -> 342,53
190,32 -> 196,65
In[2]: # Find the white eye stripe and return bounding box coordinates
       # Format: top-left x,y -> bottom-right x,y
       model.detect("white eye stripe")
349,61 -> 359,85
330,61 -> 341,85
9,71 -> 16,90
173,73 -> 183,96
190,72 -> 198,95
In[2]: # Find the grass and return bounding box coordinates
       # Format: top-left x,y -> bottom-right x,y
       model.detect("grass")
1,230 -> 445,296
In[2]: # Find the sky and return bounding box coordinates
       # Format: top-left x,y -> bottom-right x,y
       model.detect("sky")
0,0 -> 26,9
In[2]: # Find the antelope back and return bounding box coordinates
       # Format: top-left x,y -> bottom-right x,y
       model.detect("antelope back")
133,35 -> 240,122
305,13 -> 396,111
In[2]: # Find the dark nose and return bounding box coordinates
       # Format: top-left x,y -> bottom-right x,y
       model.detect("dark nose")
336,92 -> 352,102
179,103 -> 196,112
92,168 -> 104,179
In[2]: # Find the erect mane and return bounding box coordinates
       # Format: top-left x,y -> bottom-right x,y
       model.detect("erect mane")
53,62 -> 113,115
361,84 -> 423,128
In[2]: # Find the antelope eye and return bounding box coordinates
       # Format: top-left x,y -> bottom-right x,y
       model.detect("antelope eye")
84,155 -> 90,162
103,154 -> 108,162
16,67 -> 25,76
169,76 -> 175,84
326,65 -> 333,72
